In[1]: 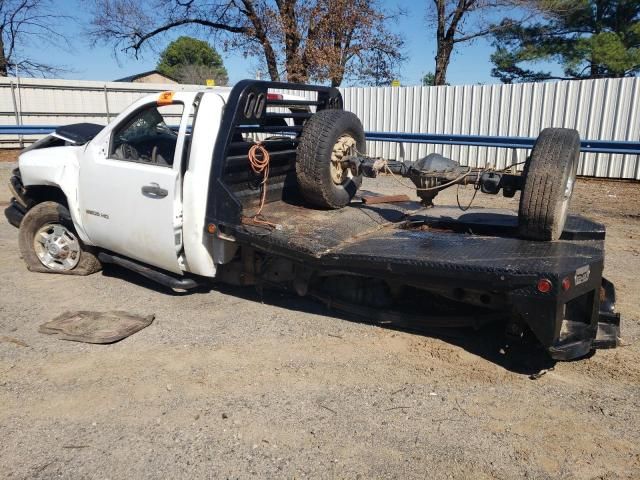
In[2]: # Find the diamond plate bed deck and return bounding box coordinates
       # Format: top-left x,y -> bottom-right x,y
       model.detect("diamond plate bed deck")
233,197 -> 606,286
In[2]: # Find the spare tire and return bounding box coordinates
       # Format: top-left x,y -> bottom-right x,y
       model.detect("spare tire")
296,109 -> 364,209
518,128 -> 580,241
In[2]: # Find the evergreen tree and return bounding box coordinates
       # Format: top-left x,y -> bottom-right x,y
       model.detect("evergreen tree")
157,36 -> 229,85
491,0 -> 640,83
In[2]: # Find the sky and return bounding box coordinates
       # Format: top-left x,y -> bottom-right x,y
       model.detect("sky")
13,0 -> 517,86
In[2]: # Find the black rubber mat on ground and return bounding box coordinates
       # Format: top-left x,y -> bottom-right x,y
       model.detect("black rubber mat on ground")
39,311 -> 154,344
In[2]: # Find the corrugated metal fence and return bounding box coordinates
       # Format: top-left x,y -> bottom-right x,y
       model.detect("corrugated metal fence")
0,77 -> 202,146
340,78 -> 640,180
1,76 -> 639,179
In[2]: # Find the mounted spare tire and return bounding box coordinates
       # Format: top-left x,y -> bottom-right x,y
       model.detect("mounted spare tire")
518,128 -> 580,241
296,109 -> 364,209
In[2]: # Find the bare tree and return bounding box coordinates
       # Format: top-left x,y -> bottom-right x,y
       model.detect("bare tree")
0,0 -> 70,76
88,0 -> 404,87
305,0 -> 405,86
427,0 -> 522,85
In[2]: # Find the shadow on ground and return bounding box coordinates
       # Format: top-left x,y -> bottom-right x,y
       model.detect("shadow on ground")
101,264 -> 558,376
101,264 -> 215,296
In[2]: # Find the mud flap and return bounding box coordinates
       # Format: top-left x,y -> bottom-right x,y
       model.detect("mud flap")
547,323 -> 595,361
593,278 -> 621,349
547,278 -> 621,360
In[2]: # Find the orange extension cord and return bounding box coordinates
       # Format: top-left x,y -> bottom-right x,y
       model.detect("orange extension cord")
243,142 -> 278,228
248,143 -> 270,216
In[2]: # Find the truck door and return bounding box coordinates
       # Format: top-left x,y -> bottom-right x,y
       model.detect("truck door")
78,95 -> 192,274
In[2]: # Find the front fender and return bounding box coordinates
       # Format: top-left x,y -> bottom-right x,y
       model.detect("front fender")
18,146 -> 92,244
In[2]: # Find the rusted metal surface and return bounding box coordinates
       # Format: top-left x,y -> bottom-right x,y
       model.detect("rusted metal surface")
240,198 -> 424,258
330,134 -> 357,184
362,194 -> 411,205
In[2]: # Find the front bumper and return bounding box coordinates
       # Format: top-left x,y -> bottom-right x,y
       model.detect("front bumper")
4,198 -> 25,228
5,169 -> 27,227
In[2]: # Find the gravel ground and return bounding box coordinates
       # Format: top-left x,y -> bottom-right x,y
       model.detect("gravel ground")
1,155 -> 639,479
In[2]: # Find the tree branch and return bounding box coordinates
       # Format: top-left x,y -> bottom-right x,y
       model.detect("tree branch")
129,18 -> 247,53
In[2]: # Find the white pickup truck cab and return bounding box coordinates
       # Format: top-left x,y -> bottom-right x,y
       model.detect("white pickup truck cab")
9,85 -> 314,281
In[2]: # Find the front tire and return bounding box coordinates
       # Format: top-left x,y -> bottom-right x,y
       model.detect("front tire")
518,128 -> 580,241
18,201 -> 101,275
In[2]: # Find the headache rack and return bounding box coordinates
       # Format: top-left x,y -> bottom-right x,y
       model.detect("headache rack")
205,80 -> 343,228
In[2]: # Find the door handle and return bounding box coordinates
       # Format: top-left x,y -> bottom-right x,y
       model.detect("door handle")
141,182 -> 168,198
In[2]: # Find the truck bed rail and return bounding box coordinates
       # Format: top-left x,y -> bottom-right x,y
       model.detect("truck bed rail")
205,80 -> 344,228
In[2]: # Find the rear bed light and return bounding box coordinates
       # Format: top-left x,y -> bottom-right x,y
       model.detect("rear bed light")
537,278 -> 553,293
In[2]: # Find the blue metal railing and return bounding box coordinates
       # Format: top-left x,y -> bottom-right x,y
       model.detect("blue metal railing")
365,132 -> 640,155
0,125 -> 59,135
1,124 -> 639,155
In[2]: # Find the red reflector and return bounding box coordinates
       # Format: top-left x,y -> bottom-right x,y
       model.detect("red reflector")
267,93 -> 283,101
537,278 -> 553,293
561,277 -> 571,291
206,223 -> 217,234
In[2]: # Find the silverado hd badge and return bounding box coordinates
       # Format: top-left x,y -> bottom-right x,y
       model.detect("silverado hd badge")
85,209 -> 109,220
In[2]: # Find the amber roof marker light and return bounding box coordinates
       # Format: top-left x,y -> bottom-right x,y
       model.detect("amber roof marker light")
157,91 -> 175,106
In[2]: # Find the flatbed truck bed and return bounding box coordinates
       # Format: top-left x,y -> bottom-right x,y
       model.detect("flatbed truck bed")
232,193 -> 616,360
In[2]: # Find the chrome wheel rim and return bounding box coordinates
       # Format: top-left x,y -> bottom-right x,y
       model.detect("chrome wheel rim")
330,134 -> 356,185
33,223 -> 81,270
558,175 -> 575,226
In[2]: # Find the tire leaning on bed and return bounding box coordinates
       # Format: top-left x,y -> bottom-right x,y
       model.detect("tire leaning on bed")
296,109 -> 365,209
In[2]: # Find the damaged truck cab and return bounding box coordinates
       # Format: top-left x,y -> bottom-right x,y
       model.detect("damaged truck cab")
12,89 -> 232,277
6,80 -> 621,361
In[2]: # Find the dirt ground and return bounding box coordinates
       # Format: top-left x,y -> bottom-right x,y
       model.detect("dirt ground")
0,149 -> 22,162
1,151 -> 639,479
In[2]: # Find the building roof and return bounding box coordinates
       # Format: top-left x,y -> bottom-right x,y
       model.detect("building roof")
114,70 -> 179,83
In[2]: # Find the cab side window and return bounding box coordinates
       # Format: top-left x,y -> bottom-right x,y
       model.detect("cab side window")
110,103 -> 184,167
